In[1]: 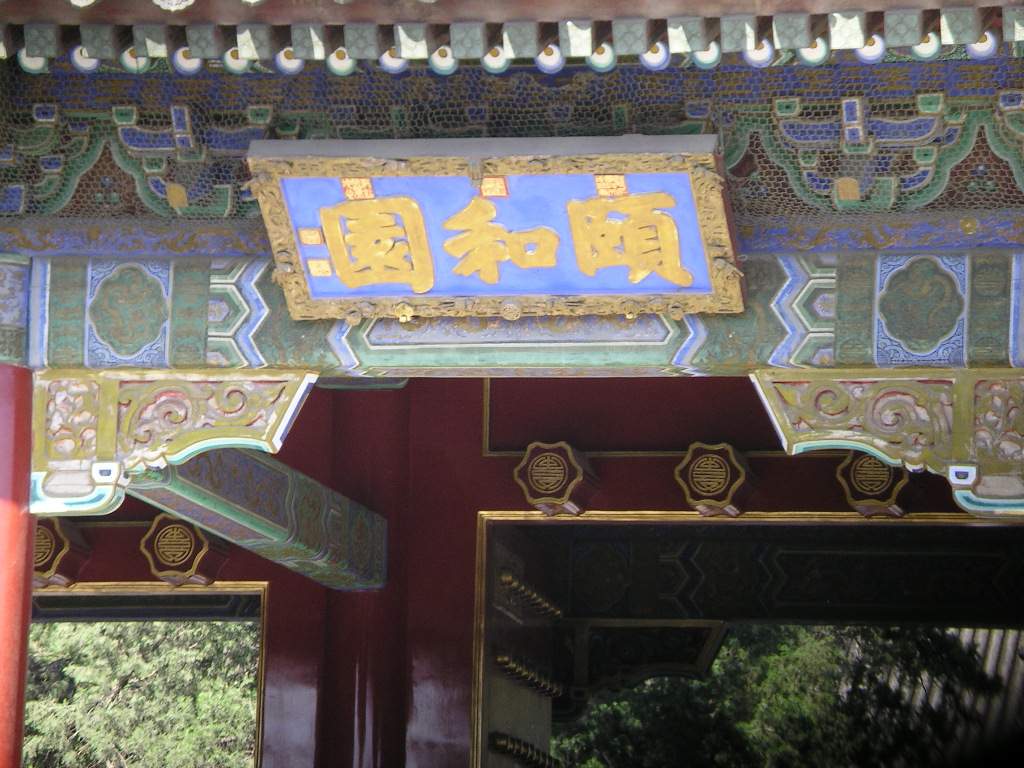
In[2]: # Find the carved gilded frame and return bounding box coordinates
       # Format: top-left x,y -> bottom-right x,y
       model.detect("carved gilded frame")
249,144 -> 743,323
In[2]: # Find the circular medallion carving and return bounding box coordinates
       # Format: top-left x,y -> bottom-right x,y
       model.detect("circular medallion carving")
154,524 -> 195,567
88,265 -> 169,358
34,526 -> 55,568
688,454 -> 730,496
878,257 -> 964,354
528,453 -> 568,493
850,455 -> 893,495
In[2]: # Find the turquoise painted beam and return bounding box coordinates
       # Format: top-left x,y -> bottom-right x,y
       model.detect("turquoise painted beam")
129,448 -> 386,590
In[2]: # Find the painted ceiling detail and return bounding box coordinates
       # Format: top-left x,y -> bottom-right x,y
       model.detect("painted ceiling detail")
21,250 -> 1024,376
3,50 -> 1024,252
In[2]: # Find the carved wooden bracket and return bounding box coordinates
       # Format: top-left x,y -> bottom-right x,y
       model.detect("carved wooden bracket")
752,369 -> 1024,518
674,442 -> 756,517
836,451 -> 915,518
31,369 -> 317,516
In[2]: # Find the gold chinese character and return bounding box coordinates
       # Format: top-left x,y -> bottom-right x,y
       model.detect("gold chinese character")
567,192 -> 693,287
320,196 -> 434,294
442,197 -> 559,284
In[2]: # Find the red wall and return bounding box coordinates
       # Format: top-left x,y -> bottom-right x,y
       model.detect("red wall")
311,377 -> 959,767
63,377 -> 962,768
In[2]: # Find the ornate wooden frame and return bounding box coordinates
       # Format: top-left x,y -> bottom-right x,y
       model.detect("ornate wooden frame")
248,137 -> 744,323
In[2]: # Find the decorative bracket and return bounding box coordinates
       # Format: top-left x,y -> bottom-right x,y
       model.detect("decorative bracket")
752,369 -> 1024,518
674,442 -> 756,517
31,369 -> 317,516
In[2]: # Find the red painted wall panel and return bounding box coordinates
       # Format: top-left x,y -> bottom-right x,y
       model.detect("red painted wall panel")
40,376 -> 963,768
320,386 -> 411,768
0,364 -> 33,768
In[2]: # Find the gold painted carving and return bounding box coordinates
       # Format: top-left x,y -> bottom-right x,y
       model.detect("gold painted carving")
43,379 -> 100,461
31,369 -> 317,516
116,378 -> 297,468
690,454 -> 730,494
974,379 -> 1024,465
248,151 -> 742,323
154,524 -> 196,567
528,453 -> 568,493
849,455 -> 894,495
752,372 -> 956,474
674,442 -> 752,517
140,514 -> 217,586
751,369 -> 1024,517
836,452 -> 911,518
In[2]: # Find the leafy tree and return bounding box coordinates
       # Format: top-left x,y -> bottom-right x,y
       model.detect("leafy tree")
23,620 -> 259,768
553,625 -> 1003,768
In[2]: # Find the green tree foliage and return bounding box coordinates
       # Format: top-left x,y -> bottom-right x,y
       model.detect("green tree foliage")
553,625 -> 1003,768
23,621 -> 259,768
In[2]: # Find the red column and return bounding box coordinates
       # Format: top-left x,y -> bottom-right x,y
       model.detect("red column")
0,364 -> 33,767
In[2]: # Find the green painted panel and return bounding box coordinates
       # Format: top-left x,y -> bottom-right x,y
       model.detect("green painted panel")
0,326 -> 25,365
170,260 -> 210,367
348,315 -> 685,371
689,256 -> 788,373
835,257 -> 875,366
968,253 -> 1011,367
251,267 -> 341,369
47,261 -> 87,367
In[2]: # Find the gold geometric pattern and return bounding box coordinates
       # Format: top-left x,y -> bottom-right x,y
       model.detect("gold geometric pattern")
849,455 -> 893,495
528,453 -> 568,493
154,524 -> 195,567
34,526 -> 55,567
140,514 -> 213,584
689,454 -> 730,495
